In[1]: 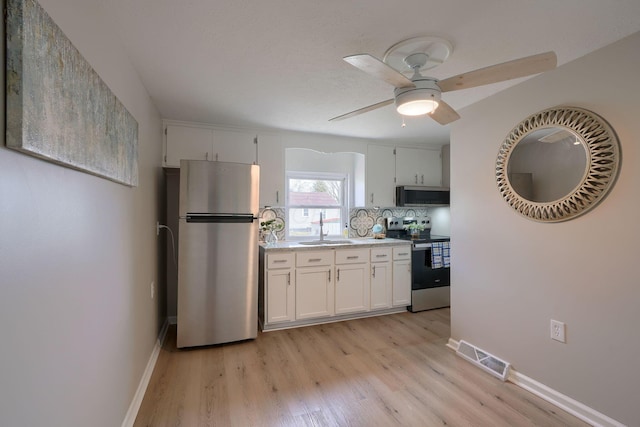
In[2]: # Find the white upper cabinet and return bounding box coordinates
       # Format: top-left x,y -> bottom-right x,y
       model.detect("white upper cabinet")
366,145 -> 395,207
256,133 -> 284,207
441,144 -> 450,188
212,129 -> 257,164
164,124 -> 214,167
164,122 -> 283,206
164,123 -> 257,167
395,147 -> 442,187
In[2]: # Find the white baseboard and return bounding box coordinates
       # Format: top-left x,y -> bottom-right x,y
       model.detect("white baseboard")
121,318 -> 169,427
446,338 -> 624,427
446,337 -> 459,351
508,370 -> 624,427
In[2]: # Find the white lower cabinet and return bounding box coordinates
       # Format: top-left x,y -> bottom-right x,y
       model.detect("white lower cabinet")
392,247 -> 412,306
265,253 -> 295,324
370,247 -> 393,310
335,249 -> 370,315
260,243 -> 412,330
295,251 -> 334,320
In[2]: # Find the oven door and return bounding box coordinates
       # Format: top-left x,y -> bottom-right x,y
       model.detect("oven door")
410,243 -> 450,312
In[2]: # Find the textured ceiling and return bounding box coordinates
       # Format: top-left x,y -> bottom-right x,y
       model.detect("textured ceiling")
100,0 -> 640,145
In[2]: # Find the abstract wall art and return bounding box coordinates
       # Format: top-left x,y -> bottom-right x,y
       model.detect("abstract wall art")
6,0 -> 139,186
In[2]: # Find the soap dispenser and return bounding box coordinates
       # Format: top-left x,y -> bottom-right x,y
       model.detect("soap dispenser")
343,223 -> 349,238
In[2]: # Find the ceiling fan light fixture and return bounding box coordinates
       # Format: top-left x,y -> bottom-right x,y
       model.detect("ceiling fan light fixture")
394,80 -> 441,116
397,98 -> 439,116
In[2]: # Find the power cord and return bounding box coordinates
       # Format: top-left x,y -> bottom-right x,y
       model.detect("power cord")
157,223 -> 177,268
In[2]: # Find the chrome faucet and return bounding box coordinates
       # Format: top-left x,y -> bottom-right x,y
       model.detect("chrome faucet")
319,212 -> 327,241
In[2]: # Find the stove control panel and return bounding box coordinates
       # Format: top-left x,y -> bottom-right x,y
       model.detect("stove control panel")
386,216 -> 431,231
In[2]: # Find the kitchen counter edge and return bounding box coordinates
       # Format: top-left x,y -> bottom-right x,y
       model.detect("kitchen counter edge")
260,238 -> 412,252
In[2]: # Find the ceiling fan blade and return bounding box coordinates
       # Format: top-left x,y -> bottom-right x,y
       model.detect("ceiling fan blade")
329,99 -> 394,122
430,100 -> 460,125
344,54 -> 415,89
437,51 -> 557,92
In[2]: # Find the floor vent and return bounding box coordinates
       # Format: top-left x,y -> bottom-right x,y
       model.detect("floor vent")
456,340 -> 510,381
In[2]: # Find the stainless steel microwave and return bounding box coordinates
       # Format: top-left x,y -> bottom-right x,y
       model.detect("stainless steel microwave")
396,186 -> 450,206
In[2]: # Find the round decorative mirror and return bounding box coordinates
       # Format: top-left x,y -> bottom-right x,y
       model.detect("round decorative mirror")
496,107 -> 620,222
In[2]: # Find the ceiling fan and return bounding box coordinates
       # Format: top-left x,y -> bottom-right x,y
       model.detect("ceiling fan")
330,37 -> 557,125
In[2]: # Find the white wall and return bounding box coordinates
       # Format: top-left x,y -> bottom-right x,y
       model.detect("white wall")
450,32 -> 640,425
0,1 -> 163,426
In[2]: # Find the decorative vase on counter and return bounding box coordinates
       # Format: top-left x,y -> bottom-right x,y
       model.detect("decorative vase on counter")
265,230 -> 278,246
260,218 -> 283,246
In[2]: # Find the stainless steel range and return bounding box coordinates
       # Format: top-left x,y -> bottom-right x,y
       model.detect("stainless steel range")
386,217 -> 450,312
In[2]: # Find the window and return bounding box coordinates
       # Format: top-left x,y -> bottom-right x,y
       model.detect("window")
286,172 -> 347,239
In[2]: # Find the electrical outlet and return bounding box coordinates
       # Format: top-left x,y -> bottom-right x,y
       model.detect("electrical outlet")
550,319 -> 566,343
151,281 -> 155,299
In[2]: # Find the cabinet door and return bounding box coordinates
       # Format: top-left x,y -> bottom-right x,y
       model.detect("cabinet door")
395,147 -> 442,186
266,269 -> 295,324
366,145 -> 395,207
335,264 -> 370,315
213,129 -> 257,164
256,133 -> 284,207
295,266 -> 334,320
392,260 -> 412,306
370,262 -> 392,310
165,125 -> 214,167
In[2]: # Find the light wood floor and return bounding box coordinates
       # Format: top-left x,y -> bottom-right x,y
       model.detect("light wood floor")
134,309 -> 588,426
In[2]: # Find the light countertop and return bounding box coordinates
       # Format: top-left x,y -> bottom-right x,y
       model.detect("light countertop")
260,237 -> 412,252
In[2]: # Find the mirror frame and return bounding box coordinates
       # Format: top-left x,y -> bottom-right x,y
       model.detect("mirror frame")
496,106 -> 620,222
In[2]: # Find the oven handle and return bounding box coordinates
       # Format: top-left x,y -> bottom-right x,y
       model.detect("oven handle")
413,243 -> 432,250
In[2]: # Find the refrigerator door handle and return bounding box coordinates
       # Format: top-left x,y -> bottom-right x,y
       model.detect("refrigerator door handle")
185,213 -> 257,223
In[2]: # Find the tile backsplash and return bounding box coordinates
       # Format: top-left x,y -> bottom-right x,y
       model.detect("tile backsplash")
258,207 -> 435,241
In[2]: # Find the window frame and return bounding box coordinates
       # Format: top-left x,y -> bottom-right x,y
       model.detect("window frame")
285,171 -> 349,241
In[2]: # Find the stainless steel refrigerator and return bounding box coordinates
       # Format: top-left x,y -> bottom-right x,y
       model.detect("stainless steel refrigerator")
177,160 -> 260,348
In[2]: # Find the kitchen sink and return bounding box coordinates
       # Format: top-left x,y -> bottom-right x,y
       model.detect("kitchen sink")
298,240 -> 353,245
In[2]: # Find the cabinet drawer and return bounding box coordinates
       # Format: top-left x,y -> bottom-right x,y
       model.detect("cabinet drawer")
267,252 -> 294,269
370,247 -> 392,263
296,250 -> 333,267
424,268 -> 450,286
335,248 -> 369,264
393,246 -> 412,261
